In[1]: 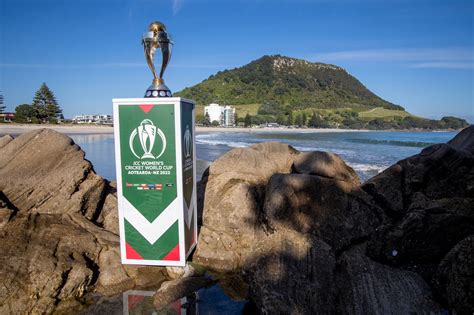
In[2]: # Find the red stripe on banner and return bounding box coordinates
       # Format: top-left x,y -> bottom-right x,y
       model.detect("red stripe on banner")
126,243 -> 143,260
128,295 -> 145,311
170,299 -> 182,314
139,104 -> 154,113
163,244 -> 180,261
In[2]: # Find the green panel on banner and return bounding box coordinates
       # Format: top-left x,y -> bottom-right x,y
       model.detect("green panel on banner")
125,219 -> 179,260
118,104 -> 177,222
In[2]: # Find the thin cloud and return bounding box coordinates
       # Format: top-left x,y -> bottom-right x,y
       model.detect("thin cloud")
313,47 -> 474,70
172,0 -> 183,15
314,48 -> 473,62
410,62 -> 474,69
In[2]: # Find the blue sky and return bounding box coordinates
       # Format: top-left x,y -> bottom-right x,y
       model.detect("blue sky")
1,0 -> 473,121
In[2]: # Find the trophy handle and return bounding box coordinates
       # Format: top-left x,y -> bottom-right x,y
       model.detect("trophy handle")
158,32 -> 173,80
143,38 -> 158,80
159,42 -> 170,79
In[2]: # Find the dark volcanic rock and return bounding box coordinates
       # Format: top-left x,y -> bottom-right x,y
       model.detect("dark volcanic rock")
336,245 -> 442,314
433,236 -> 474,313
263,173 -> 381,252
0,130 -> 167,313
245,235 -> 337,314
364,126 -> 474,280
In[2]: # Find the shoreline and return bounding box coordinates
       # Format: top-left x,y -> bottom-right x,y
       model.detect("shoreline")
0,123 -> 460,136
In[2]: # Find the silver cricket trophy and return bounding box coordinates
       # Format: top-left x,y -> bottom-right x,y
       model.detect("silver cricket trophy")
142,21 -> 173,98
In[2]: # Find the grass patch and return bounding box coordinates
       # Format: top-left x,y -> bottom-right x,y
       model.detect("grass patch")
359,107 -> 415,119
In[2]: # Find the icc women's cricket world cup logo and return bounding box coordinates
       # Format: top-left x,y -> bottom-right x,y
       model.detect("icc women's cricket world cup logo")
129,119 -> 167,159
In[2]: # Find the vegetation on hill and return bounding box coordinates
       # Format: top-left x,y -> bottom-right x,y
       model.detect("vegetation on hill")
177,55 -> 404,112
178,55 -> 469,130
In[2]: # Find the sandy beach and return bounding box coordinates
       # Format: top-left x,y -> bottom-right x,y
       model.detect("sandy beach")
0,123 -> 370,136
0,124 -> 114,136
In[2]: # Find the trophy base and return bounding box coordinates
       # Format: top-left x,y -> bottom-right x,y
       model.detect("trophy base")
144,83 -> 173,98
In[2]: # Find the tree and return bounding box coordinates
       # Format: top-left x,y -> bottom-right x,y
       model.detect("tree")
276,114 -> 286,126
302,112 -> 307,126
14,104 -> 36,123
233,111 -> 238,126
203,112 -> 211,126
295,114 -> 302,127
308,112 -> 319,128
211,120 -> 220,127
244,112 -> 251,127
287,111 -> 294,126
0,92 -> 5,114
32,83 -> 62,123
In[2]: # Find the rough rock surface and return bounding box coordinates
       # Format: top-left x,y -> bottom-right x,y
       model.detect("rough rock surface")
0,134 -> 13,149
194,125 -> 474,314
432,236 -> 474,313
336,245 -> 441,314
263,172 -> 380,251
364,127 -> 474,280
153,276 -> 214,309
193,142 -> 299,272
0,129 -> 106,220
0,130 -> 166,313
292,151 -> 360,185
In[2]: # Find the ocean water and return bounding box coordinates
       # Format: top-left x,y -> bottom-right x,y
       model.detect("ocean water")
71,130 -> 457,183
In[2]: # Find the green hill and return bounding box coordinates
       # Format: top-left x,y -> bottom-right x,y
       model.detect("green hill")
175,55 -> 469,130
176,55 -> 404,111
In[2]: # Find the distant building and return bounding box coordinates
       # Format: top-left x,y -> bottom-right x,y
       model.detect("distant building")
0,112 -> 15,122
204,103 -> 235,127
73,114 -> 113,125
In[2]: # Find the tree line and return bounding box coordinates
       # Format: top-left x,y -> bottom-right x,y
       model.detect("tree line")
239,109 -> 469,130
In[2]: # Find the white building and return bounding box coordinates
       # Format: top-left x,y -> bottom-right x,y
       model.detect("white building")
73,114 -> 113,125
222,106 -> 236,127
204,103 -> 235,127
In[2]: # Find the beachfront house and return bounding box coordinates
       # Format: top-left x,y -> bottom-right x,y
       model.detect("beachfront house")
0,112 -> 15,123
73,114 -> 113,125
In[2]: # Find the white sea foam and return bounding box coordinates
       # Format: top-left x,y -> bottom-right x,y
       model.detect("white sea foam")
348,163 -> 390,173
196,138 -> 250,148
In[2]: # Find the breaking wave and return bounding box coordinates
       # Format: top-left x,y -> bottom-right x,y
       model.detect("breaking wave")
348,138 -> 436,148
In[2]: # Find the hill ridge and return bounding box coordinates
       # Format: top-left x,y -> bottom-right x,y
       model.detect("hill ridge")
175,54 -> 404,112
